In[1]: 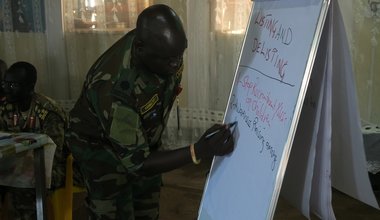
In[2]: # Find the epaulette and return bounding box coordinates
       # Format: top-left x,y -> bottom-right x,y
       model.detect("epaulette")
33,93 -> 67,123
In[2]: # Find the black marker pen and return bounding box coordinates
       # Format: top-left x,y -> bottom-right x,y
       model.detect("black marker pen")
205,121 -> 237,139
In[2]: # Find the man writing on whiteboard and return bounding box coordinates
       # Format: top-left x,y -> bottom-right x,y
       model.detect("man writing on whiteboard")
66,4 -> 235,219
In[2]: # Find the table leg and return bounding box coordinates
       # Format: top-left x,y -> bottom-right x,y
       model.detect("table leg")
34,147 -> 47,220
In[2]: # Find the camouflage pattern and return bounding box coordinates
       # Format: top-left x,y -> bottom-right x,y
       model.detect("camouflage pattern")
0,92 -> 68,220
66,29 -> 182,219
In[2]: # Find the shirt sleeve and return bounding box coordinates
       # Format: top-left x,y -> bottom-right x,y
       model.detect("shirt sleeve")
42,111 -> 68,188
42,112 -> 65,148
108,102 -> 150,174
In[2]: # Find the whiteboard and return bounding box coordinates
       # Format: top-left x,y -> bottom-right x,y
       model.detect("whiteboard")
198,0 -> 331,219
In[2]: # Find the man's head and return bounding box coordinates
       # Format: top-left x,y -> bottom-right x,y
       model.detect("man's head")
2,61 -> 37,104
134,4 -> 187,77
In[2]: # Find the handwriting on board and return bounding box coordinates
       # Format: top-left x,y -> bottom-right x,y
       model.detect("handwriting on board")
199,1 -> 330,220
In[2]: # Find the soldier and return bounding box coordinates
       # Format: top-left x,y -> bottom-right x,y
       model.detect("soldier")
0,61 -> 67,219
66,4 -> 235,220
0,58 -> 7,217
0,59 -> 7,103
0,59 -> 6,77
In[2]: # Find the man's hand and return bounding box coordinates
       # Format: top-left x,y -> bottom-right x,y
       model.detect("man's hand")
194,123 -> 235,159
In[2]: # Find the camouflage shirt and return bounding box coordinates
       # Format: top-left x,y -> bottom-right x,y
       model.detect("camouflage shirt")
0,92 -> 68,188
0,93 -> 67,147
69,29 -> 183,174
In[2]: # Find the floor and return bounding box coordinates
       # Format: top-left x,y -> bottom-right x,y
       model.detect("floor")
1,160 -> 380,219
56,161 -> 380,220
158,160 -> 380,220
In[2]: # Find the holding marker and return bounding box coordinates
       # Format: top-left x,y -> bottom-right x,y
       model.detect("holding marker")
205,121 -> 237,139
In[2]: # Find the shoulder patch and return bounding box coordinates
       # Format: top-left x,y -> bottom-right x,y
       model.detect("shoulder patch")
33,93 -> 67,123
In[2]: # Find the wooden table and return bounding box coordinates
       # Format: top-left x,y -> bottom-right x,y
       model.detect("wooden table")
0,132 -> 54,220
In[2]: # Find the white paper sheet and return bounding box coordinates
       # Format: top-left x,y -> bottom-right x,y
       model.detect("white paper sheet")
310,10 -> 335,218
330,0 -> 379,209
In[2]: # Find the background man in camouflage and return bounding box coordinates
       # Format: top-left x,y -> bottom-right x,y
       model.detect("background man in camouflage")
0,59 -> 6,78
0,61 -> 67,219
0,59 -> 7,214
66,4 -> 235,220
0,59 -> 7,103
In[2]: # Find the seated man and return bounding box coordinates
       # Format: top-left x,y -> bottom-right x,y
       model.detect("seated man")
0,59 -> 7,215
0,59 -> 6,77
0,61 -> 67,219
0,59 -> 7,103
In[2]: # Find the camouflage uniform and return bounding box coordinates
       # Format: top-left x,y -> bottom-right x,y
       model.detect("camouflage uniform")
0,93 -> 67,220
66,29 -> 182,220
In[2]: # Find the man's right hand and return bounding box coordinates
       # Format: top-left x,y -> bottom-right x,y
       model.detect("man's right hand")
194,124 -> 235,159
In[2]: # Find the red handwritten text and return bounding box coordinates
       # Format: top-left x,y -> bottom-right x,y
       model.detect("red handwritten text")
239,75 -> 288,126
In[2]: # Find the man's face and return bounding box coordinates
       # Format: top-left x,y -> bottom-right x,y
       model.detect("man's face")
2,69 -> 32,103
138,34 -> 188,77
